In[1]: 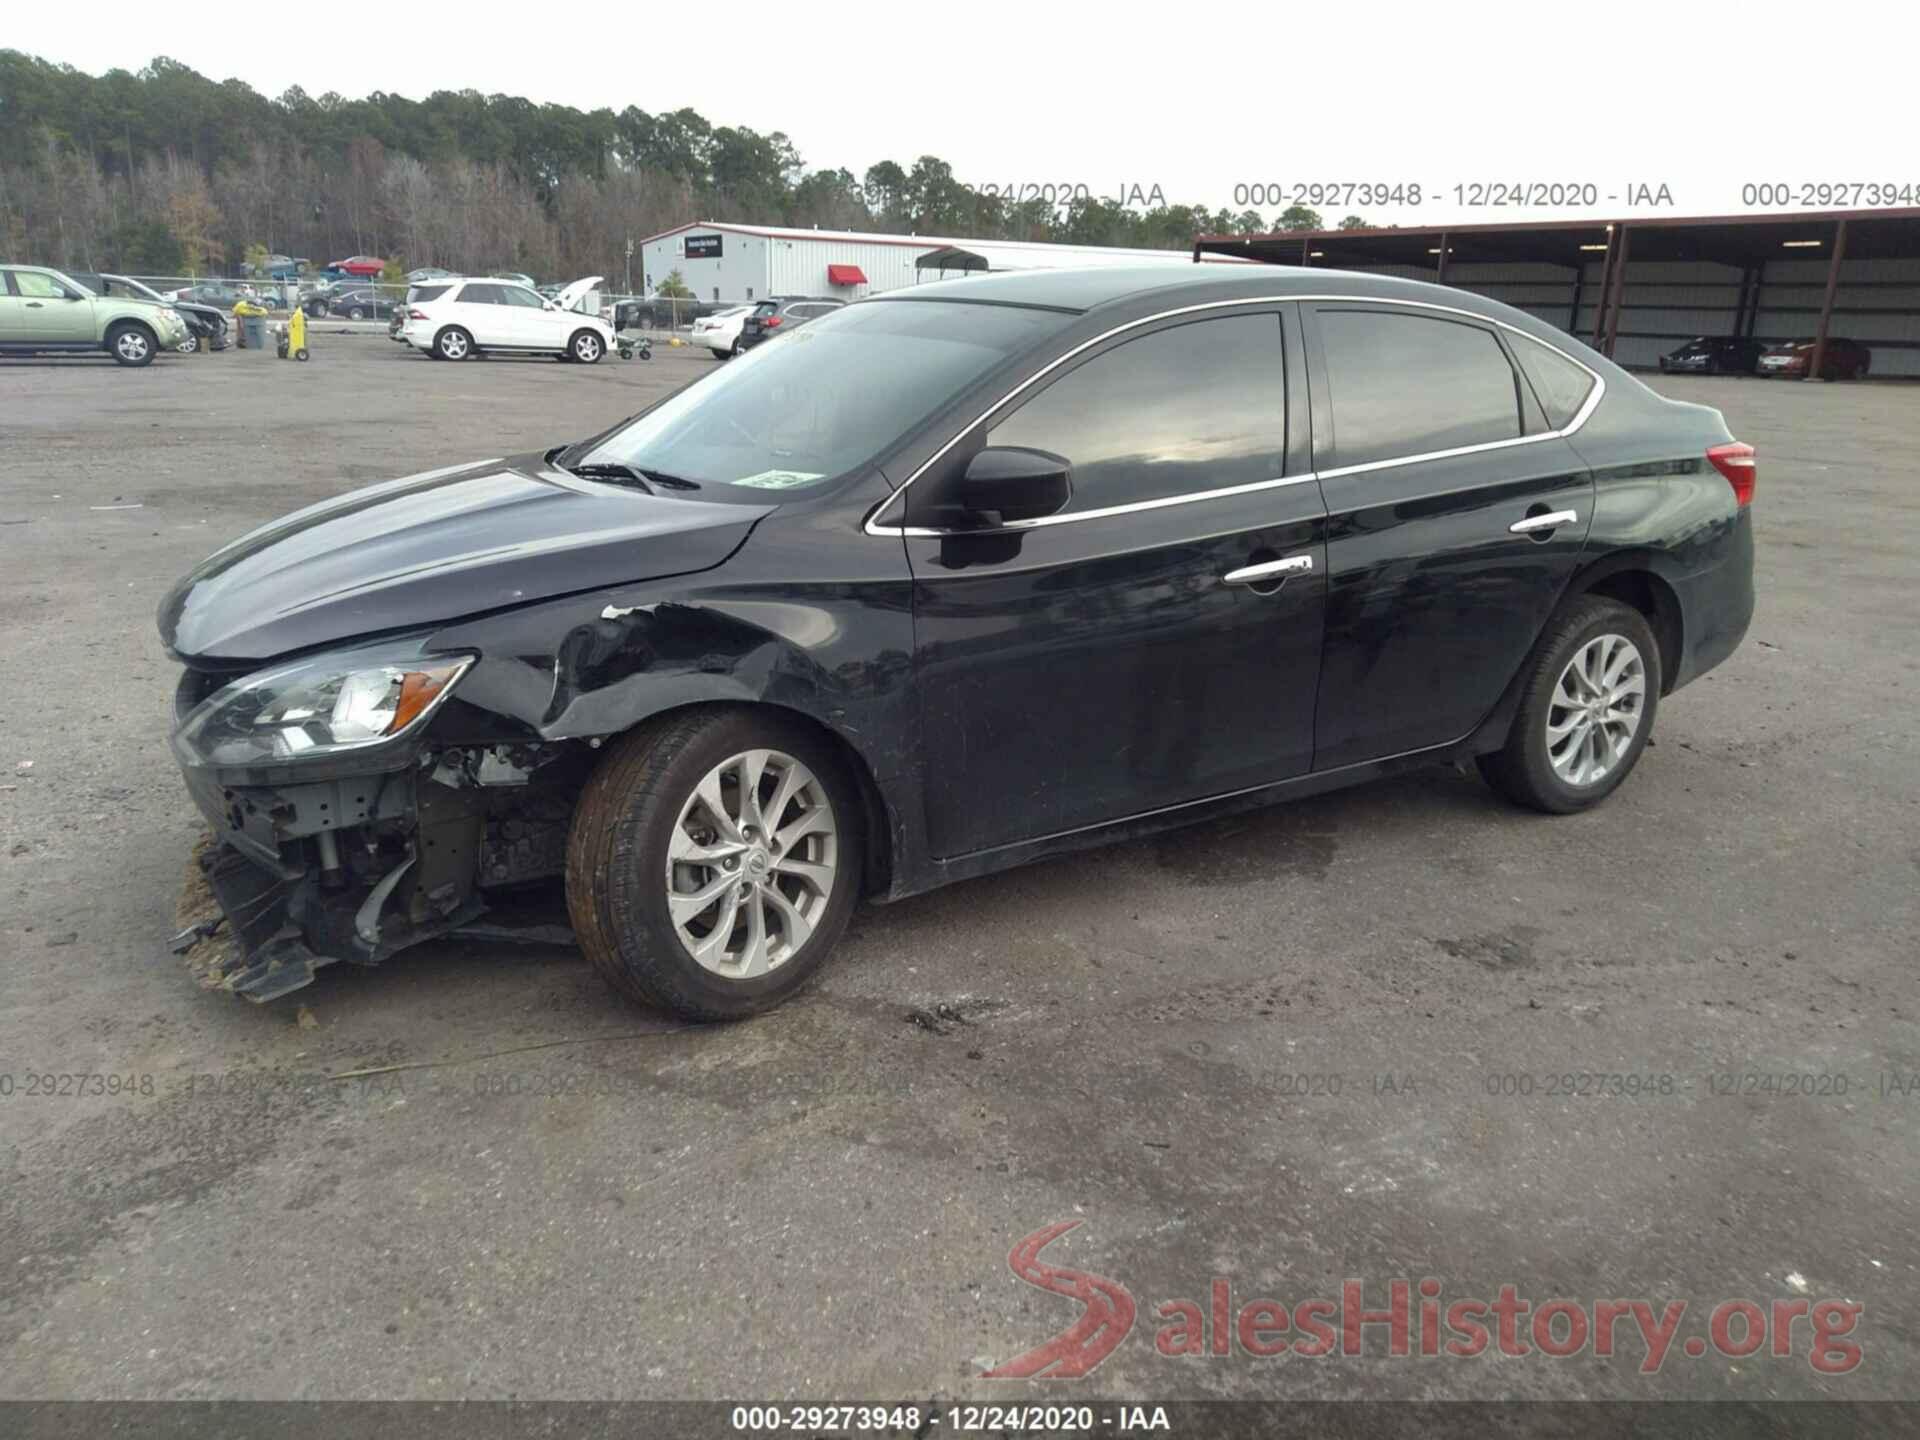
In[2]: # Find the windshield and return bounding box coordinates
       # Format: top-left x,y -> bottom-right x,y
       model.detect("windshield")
577,300 -> 1070,493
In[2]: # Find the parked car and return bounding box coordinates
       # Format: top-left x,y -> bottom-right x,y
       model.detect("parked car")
305,286 -> 397,321
327,255 -> 387,278
1,263 -> 190,365
1757,336 -> 1871,380
398,275 -> 614,362
407,267 -> 459,284
171,282 -> 281,311
691,304 -> 756,359
1657,336 -> 1764,375
159,266 -> 1756,1015
738,295 -> 845,352
69,272 -> 228,352
614,295 -> 725,330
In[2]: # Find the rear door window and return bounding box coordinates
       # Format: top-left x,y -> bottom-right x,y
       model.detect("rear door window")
985,313 -> 1288,515
458,283 -> 502,305
1314,308 -> 1523,468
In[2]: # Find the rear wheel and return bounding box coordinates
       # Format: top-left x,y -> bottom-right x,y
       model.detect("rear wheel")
348,305 -> 368,321
1478,597 -> 1661,814
435,326 -> 472,361
107,322 -> 156,367
566,709 -> 861,1020
569,329 -> 604,364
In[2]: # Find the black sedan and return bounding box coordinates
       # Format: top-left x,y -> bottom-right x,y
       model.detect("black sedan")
159,266 -> 1755,1018
304,286 -> 397,321
1658,336 -> 1765,375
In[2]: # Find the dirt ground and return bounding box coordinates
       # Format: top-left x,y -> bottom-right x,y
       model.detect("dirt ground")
1,335 -> 1915,1406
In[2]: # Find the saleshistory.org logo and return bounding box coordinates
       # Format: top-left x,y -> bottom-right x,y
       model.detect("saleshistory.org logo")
982,1223 -> 1864,1378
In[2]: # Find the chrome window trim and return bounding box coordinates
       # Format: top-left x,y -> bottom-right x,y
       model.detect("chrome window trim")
862,293 -> 1605,537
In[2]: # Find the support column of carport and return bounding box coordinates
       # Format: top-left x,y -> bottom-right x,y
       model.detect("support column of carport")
1602,226 -> 1631,358
1807,218 -> 1849,381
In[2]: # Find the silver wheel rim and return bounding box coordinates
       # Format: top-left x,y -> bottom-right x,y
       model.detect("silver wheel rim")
576,335 -> 600,362
1547,633 -> 1646,787
441,332 -> 467,358
117,331 -> 149,361
666,749 -> 837,979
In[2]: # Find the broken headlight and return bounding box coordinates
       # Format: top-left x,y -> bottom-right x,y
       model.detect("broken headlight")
174,639 -> 474,767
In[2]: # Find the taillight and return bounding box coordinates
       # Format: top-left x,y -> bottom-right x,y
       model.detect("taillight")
762,315 -> 782,328
1707,441 -> 1756,507
407,308 -> 428,320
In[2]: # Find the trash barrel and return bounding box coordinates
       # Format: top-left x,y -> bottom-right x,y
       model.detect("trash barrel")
243,314 -> 268,350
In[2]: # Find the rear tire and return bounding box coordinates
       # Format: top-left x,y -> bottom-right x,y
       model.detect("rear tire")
435,326 -> 472,361
107,322 -> 156,367
1477,596 -> 1661,815
349,305 -> 368,321
566,709 -> 862,1020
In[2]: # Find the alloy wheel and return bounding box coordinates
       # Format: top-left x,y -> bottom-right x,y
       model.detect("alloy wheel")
574,334 -> 602,363
116,330 -> 150,363
665,748 -> 838,979
1546,633 -> 1646,786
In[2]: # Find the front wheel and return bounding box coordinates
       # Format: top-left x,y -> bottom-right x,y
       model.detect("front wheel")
1477,597 -> 1661,814
107,323 -> 156,367
569,329 -> 604,364
348,306 -> 368,321
566,709 -> 862,1020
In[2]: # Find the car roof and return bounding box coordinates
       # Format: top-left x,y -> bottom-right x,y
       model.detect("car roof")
875,263 -> 1490,315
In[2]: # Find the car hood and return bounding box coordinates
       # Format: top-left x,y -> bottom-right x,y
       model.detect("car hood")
555,274 -> 604,312
158,454 -> 771,664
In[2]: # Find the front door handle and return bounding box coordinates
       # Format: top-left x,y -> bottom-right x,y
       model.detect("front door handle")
1509,509 -> 1578,535
1223,554 -> 1314,586
25,301 -> 44,308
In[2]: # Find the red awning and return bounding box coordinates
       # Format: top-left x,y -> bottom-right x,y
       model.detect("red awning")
826,264 -> 867,286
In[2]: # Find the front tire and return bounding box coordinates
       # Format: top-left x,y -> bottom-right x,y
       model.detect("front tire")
1477,597 -> 1661,814
569,330 -> 604,364
348,305 -> 368,320
566,709 -> 862,1020
107,323 -> 156,367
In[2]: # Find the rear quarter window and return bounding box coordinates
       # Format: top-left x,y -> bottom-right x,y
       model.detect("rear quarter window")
409,284 -> 451,303
1510,335 -> 1599,431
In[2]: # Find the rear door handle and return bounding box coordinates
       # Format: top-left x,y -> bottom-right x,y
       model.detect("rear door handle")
1223,554 -> 1314,586
1509,509 -> 1578,535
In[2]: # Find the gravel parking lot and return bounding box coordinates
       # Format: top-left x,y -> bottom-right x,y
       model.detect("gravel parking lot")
1,337 -> 1916,1405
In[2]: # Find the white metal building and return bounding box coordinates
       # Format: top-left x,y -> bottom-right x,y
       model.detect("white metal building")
639,221 -> 1241,306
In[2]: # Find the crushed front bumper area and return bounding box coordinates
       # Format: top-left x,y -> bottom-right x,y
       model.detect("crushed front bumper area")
172,743 -> 590,1002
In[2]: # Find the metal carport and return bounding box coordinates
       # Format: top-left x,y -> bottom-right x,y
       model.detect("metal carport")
1194,208 -> 1920,379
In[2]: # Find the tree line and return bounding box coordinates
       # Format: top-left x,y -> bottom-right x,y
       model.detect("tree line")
0,51 -> 1356,286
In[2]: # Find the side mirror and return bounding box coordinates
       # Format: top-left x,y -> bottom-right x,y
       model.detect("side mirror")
959,447 -> 1072,525
544,300 -> 557,311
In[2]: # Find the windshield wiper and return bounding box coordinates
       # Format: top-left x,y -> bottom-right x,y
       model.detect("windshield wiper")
559,460 -> 654,493
563,460 -> 702,491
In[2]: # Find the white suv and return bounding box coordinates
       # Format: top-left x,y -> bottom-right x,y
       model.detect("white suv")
402,276 -> 614,364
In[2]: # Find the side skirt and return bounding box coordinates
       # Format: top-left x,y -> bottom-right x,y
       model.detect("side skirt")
896,739 -> 1478,900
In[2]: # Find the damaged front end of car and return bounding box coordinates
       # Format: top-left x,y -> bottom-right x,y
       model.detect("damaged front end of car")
168,637 -> 596,1001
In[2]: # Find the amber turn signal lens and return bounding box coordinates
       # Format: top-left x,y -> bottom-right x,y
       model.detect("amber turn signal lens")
390,668 -> 456,734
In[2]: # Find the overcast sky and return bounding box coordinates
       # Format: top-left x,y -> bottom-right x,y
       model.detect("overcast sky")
11,4 -> 1901,226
